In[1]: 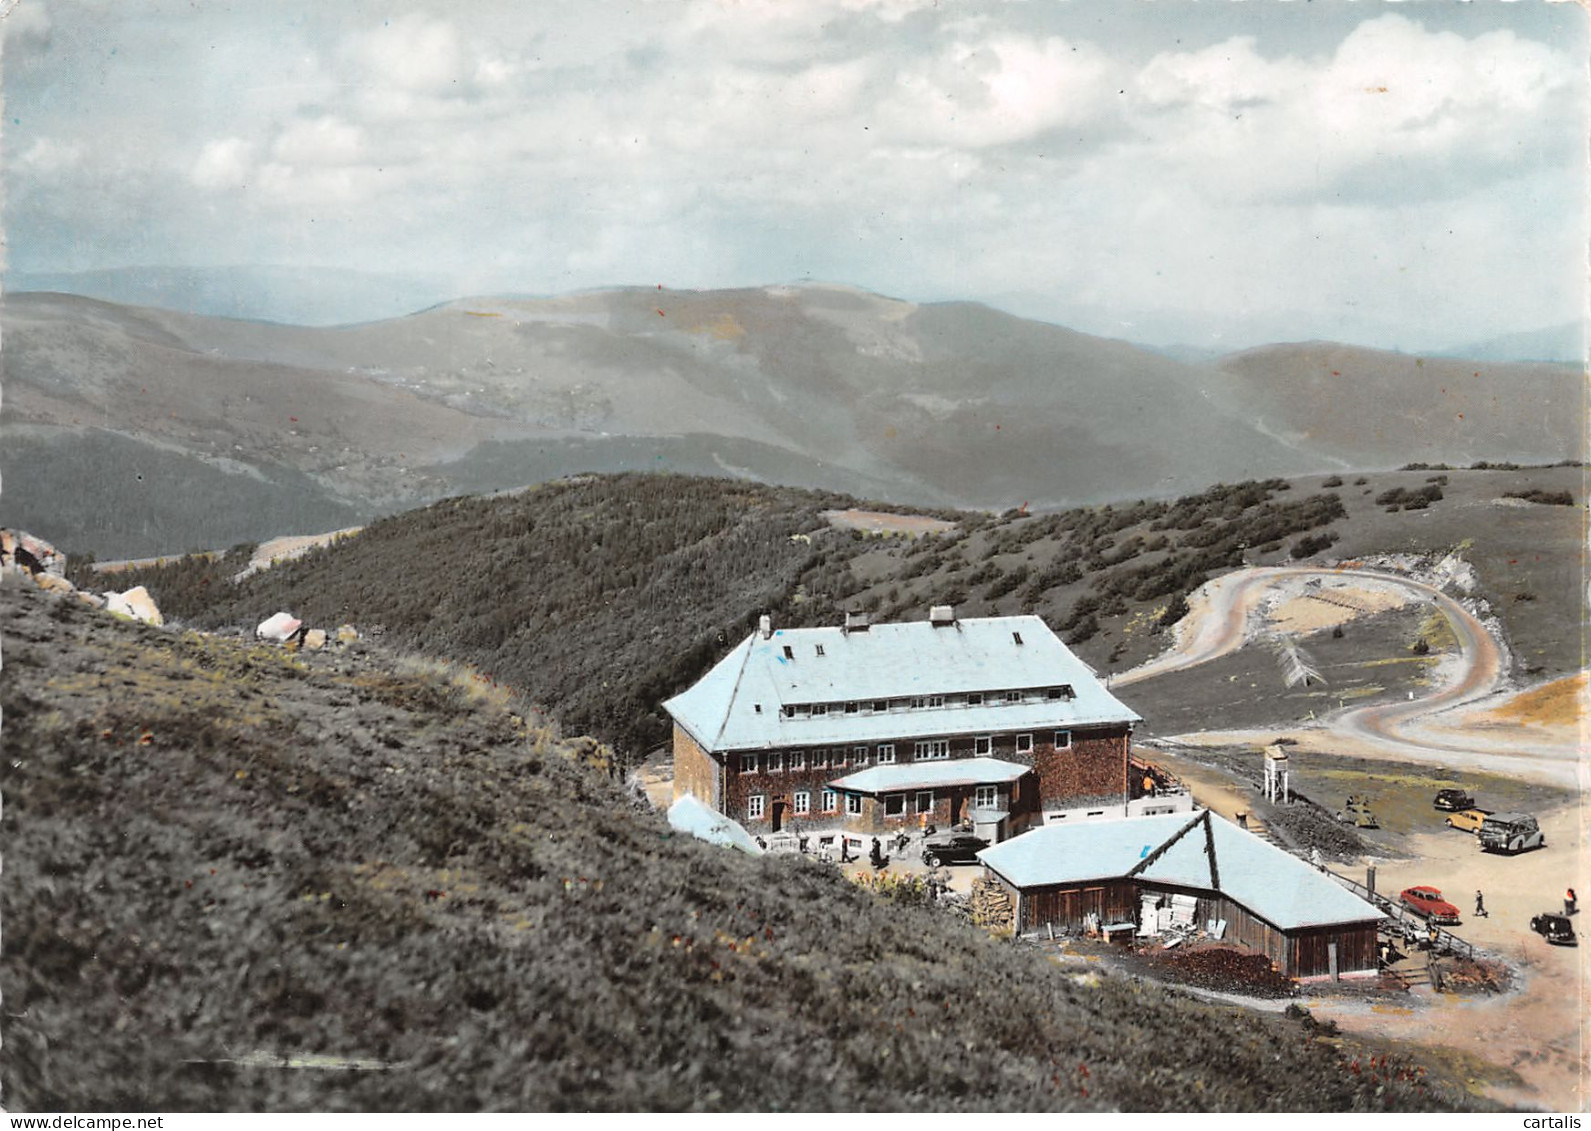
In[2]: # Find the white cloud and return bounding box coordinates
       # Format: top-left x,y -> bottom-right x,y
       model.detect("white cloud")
878,34 -> 1115,148
17,136 -> 83,175
2,2 -> 51,51
191,138 -> 256,191
351,13 -> 470,96
272,118 -> 365,167
1123,15 -> 1580,205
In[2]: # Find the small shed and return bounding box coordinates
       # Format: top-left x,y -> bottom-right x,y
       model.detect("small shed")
978,810 -> 1383,979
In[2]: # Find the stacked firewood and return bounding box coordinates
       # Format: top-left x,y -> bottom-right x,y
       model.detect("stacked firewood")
969,878 -> 1013,928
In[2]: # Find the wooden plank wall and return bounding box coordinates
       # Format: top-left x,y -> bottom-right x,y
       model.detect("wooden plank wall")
1017,878 -> 1380,978
1019,880 -> 1138,933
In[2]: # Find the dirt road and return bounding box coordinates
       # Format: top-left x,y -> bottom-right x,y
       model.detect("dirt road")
1120,565 -> 1581,788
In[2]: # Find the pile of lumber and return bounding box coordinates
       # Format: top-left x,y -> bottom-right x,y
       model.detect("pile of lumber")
970,878 -> 1013,928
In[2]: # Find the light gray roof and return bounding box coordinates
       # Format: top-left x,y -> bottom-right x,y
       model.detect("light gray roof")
827,758 -> 1032,795
978,812 -> 1194,888
663,614 -> 1139,752
979,811 -> 1384,931
667,794 -> 764,856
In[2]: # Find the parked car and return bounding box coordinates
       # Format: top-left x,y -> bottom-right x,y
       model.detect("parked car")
922,834 -> 989,867
1478,812 -> 1546,855
1530,912 -> 1578,946
1434,788 -> 1476,811
1399,885 -> 1462,925
1444,807 -> 1491,833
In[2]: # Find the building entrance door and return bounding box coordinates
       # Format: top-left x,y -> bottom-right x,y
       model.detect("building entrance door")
950,794 -> 964,827
772,800 -> 786,832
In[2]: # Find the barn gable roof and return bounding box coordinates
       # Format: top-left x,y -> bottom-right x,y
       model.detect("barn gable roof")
979,810 -> 1383,931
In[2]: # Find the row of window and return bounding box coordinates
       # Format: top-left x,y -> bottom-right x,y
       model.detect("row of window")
745,784 -> 1002,821
746,790 -> 841,819
778,685 -> 1075,719
737,731 -> 1070,774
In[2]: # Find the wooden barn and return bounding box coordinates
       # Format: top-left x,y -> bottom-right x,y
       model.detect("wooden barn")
978,810 -> 1383,980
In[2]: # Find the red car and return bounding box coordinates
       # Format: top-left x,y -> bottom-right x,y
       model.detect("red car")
1399,885 -> 1461,925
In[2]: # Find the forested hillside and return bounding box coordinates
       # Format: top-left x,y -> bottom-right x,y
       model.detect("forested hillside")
82,474 -> 1349,762
89,463 -> 1582,766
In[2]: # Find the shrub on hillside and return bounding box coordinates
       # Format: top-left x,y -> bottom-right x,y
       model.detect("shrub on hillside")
1291,532 -> 1338,560
1374,485 -> 1442,509
1503,489 -> 1574,506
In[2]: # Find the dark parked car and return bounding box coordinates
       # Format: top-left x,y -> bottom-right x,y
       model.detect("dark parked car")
1530,913 -> 1577,946
1434,788 -> 1476,811
922,834 -> 989,867
1399,885 -> 1462,925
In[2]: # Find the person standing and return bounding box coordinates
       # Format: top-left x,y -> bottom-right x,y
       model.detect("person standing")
1474,890 -> 1488,918
1567,888 -> 1578,915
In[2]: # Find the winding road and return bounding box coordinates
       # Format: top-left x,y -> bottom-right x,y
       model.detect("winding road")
1116,565 -> 1580,787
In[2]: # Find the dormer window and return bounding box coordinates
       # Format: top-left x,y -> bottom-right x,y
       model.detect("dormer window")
1005,690 -> 1022,703
845,702 -> 859,714
783,646 -> 794,660
872,700 -> 888,712
782,705 -> 795,718
967,692 -> 984,706
1048,685 -> 1075,700
1012,631 -> 1024,645
811,703 -> 828,716
927,695 -> 945,708
815,644 -> 825,656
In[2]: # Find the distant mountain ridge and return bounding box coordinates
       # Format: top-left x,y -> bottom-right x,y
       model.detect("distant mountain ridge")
2,285 -> 1581,558
6,265 -> 455,328
1433,322 -> 1584,365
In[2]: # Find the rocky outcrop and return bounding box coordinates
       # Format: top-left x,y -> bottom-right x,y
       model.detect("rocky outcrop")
2,528 -> 66,578
1,528 -> 162,622
104,586 -> 164,626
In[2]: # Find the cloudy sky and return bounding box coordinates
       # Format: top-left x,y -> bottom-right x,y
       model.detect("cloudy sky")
4,0 -> 1586,350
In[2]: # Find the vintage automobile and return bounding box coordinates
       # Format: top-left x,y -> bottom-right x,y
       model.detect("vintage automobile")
1398,885 -> 1462,925
1478,812 -> 1546,855
1433,788 -> 1476,812
1530,912 -> 1577,946
921,834 -> 990,867
1444,807 -> 1491,833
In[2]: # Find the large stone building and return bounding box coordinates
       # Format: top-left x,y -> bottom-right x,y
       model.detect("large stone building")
664,608 -> 1160,843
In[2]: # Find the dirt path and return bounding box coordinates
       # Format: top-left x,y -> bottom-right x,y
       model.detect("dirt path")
821,509 -> 956,537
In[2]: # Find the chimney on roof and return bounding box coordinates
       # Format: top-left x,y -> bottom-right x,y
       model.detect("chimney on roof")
759,614 -> 773,640
843,611 -> 870,633
929,604 -> 956,627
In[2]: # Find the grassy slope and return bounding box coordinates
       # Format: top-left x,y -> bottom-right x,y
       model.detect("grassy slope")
1,579 -> 1479,1112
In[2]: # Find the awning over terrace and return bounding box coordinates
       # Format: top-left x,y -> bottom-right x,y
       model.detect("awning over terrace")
826,757 -> 1031,796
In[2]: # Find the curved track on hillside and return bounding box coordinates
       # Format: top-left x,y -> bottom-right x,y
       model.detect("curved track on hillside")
1117,565 -> 1578,786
